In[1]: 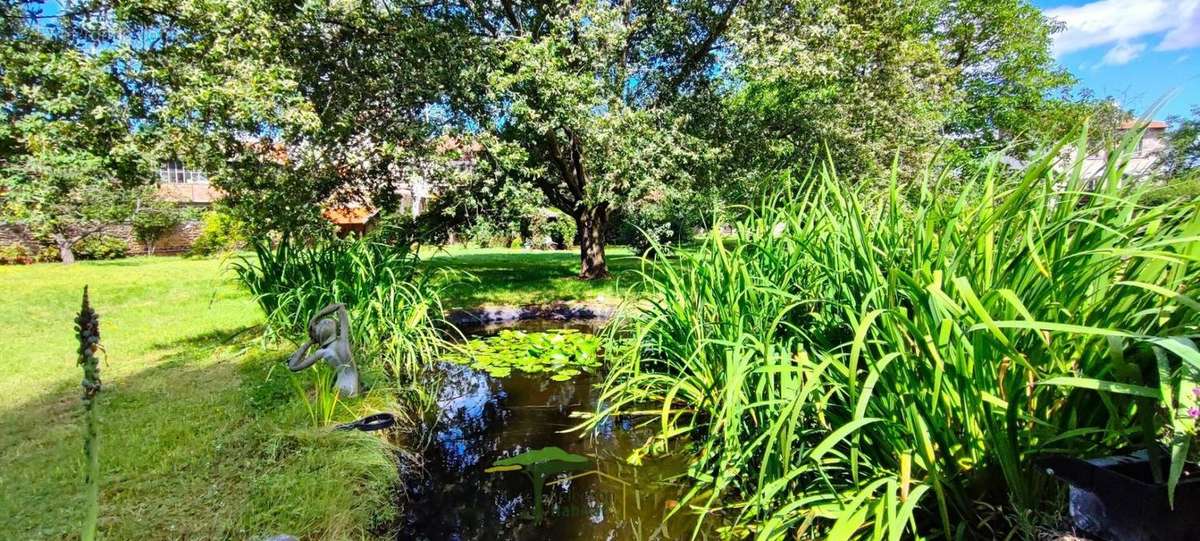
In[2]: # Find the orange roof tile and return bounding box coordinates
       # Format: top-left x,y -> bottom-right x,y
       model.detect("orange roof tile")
323,206 -> 378,225
1119,120 -> 1167,130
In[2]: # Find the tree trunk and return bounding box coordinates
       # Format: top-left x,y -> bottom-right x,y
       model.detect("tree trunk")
54,234 -> 76,265
576,207 -> 608,280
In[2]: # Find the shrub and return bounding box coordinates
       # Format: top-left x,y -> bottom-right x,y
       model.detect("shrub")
132,199 -> 192,255
0,243 -> 31,264
614,191 -> 711,256
461,219 -> 514,248
527,209 -> 575,249
72,235 -> 127,260
34,245 -> 60,263
591,132 -> 1200,538
189,211 -> 244,256
1141,176 -> 1200,206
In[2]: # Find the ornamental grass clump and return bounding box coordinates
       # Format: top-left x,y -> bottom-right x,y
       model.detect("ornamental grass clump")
233,232 -> 450,387
593,127 -> 1200,539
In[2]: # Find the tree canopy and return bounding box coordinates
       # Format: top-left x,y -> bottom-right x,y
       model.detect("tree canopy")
2,0 -> 1090,274
0,1 -> 158,262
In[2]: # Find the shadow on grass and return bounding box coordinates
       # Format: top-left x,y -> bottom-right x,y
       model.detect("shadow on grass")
150,324 -> 263,352
0,325 -> 269,540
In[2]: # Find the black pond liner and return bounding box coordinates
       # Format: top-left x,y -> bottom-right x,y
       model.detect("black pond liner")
1041,453 -> 1200,541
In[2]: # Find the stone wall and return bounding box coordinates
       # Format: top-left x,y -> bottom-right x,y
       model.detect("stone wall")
0,220 -> 204,259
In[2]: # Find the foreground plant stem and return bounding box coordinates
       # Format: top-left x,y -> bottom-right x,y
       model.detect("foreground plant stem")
76,286 -> 101,541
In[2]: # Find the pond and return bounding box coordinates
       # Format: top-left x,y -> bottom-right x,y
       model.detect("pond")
400,319 -> 699,540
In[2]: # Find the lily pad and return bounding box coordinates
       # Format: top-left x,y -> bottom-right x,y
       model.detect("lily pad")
445,329 -> 601,381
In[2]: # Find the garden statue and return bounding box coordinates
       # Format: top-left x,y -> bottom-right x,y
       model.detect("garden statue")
288,303 -> 360,397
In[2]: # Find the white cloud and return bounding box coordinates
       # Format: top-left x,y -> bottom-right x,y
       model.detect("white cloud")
1045,0 -> 1200,56
1159,6 -> 1200,50
1100,41 -> 1146,65
1176,55 -> 1192,64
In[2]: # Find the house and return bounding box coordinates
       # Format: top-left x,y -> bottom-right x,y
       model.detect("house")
1076,120 -> 1168,180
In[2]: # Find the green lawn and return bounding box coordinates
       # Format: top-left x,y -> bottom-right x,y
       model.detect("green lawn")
425,246 -> 646,308
0,247 -> 645,540
0,256 -> 398,540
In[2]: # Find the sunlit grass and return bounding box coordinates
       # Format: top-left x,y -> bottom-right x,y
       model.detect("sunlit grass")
0,257 -> 399,539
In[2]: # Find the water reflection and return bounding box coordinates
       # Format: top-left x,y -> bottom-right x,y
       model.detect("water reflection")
400,323 -> 697,541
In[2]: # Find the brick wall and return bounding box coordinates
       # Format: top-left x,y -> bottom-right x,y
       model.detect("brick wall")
0,220 -> 204,259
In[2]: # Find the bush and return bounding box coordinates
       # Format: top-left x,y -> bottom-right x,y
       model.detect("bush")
461,220 -> 514,248
133,199 -> 192,255
526,209 -> 575,250
592,135 -> 1200,538
34,245 -> 60,263
1141,176 -> 1200,206
0,243 -> 31,264
72,235 -> 128,260
189,211 -> 244,256
614,191 -> 711,256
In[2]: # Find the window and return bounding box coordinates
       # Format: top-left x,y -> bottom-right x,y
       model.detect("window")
158,161 -> 208,184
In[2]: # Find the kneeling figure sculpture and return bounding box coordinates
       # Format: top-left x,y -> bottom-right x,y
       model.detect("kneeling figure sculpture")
288,303 -> 360,397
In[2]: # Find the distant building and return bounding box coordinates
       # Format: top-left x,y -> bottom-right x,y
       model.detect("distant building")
1077,120 -> 1168,180
157,161 -> 222,206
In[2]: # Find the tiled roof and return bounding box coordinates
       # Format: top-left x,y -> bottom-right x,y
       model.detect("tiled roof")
323,206 -> 378,225
1119,120 -> 1168,130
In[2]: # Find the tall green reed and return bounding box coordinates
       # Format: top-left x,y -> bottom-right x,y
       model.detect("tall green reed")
233,232 -> 451,396
593,127 -> 1200,539
291,363 -> 347,427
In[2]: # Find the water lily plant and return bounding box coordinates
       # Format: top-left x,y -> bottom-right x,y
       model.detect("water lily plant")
446,329 -> 601,381
485,446 -> 590,522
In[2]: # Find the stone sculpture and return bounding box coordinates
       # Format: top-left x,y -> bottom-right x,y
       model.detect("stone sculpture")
288,303 -> 360,397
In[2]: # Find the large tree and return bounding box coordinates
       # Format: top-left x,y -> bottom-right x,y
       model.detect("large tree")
441,0 -> 733,278
706,0 -> 1079,198
0,1 -> 156,263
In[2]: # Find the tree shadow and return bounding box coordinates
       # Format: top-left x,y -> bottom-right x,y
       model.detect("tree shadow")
0,324 -> 272,539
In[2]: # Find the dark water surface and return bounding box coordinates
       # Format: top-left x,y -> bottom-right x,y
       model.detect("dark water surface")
400,320 -> 696,541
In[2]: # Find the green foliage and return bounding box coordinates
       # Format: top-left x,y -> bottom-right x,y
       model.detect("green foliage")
0,4 -> 157,263
528,209 -> 577,250
614,189 -> 713,256
1142,176 -> 1200,206
189,210 -> 245,256
1164,106 -> 1200,177
446,329 -> 601,381
131,195 -> 193,255
233,234 -> 448,386
461,219 -> 516,249
72,235 -> 128,261
290,363 -> 346,428
591,131 -> 1200,538
0,243 -> 31,264
711,0 -> 1080,198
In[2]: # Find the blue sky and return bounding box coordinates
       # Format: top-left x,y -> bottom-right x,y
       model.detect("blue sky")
1034,0 -> 1200,120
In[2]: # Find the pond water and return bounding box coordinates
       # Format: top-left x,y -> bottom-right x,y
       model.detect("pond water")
399,320 -> 699,541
